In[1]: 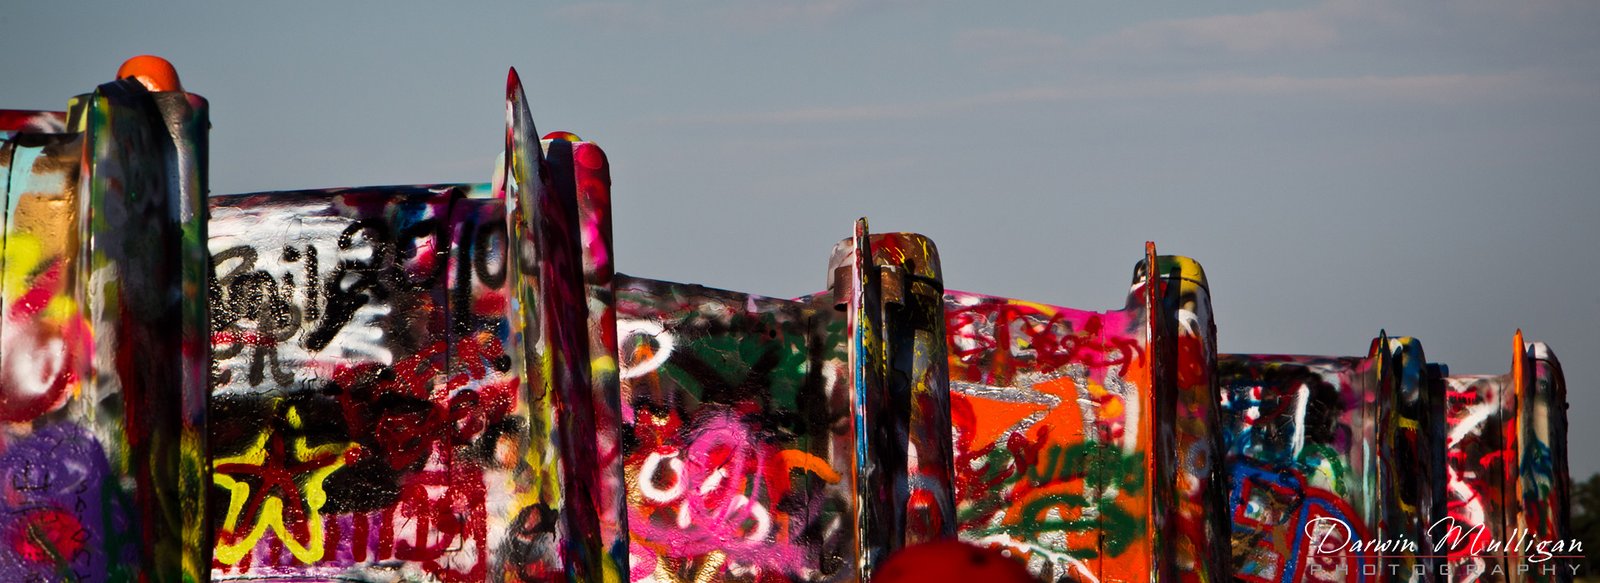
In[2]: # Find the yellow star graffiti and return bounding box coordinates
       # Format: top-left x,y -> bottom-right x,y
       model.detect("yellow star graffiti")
212,405 -> 354,565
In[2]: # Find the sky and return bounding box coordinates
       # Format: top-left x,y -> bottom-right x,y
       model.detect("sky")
3,1 -> 1598,477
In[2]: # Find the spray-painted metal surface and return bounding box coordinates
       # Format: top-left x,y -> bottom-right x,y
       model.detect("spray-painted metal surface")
943,285 -> 1156,581
1217,336 -> 1465,583
0,110 -> 67,141
941,244 -> 1228,583
1145,256 -> 1231,583
610,227 -> 950,582
1520,344 -> 1572,583
207,186 -> 497,580
1219,339 -> 1394,582
1442,340 -> 1522,583
202,71 -> 632,582
503,72 -> 628,581
857,233 -> 956,549
1441,334 -> 1575,583
615,276 -> 855,580
0,77 -> 210,582
1,58 -> 1578,583
1387,337 -> 1450,582
831,228 -> 957,574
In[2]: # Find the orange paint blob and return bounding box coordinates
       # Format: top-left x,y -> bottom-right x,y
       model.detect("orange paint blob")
875,539 -> 1037,583
953,393 -> 1047,453
116,55 -> 183,92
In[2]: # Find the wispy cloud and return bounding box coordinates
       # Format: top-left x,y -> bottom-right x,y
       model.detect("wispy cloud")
555,0 -> 877,31
1082,6 -> 1352,56
953,27 -> 1069,67
947,3 -> 1404,72
553,1 -> 668,29
1057,0 -> 1596,67
718,0 -> 866,28
659,71 -> 1565,126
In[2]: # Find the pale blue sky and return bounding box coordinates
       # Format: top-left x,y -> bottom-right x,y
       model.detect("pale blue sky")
4,1 -> 1598,477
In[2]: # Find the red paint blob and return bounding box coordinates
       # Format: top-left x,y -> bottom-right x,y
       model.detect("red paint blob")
575,142 -> 608,170
10,507 -> 87,564
874,540 -> 1037,583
